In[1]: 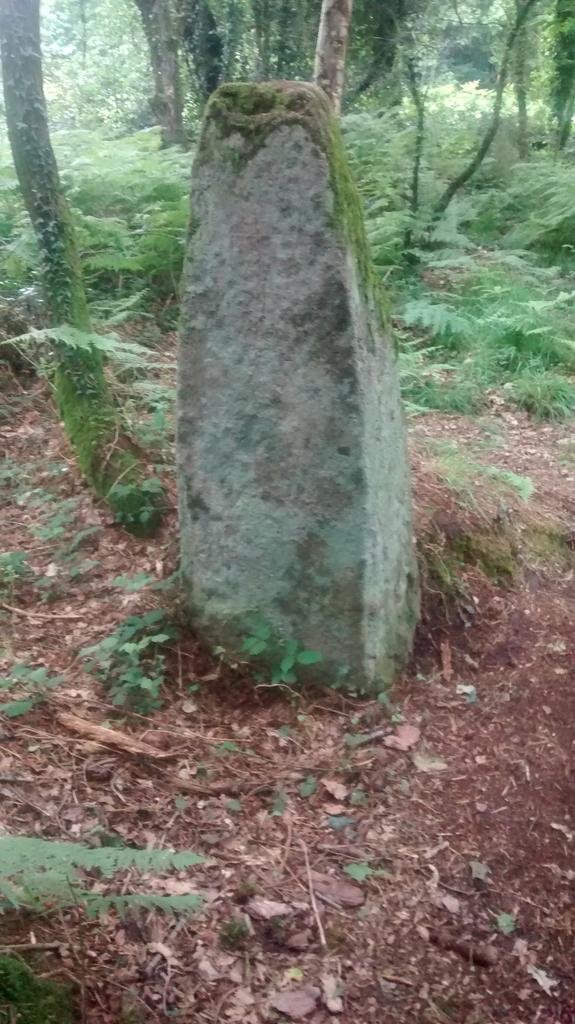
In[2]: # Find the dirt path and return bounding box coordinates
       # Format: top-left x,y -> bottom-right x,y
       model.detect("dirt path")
1,388 -> 574,1023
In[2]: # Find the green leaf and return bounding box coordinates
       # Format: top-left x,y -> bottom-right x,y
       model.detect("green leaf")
327,815 -> 355,831
215,741 -> 242,755
0,698 -> 36,718
280,655 -> 296,673
252,624 -> 272,641
343,861 -> 373,882
344,732 -> 372,748
298,775 -> 317,799
112,572 -> 155,592
243,637 -> 267,656
296,650 -> 323,665
226,799 -> 242,813
496,912 -> 516,935
271,789 -> 287,817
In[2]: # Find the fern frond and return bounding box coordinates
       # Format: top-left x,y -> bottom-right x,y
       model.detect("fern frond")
0,837 -> 206,916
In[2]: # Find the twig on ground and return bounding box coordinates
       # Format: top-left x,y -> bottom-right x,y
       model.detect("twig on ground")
300,839 -> 327,949
1,602 -> 84,620
0,942 -> 62,952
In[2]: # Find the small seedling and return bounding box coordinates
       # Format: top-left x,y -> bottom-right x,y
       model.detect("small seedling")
0,664 -> 65,718
219,917 -> 251,950
241,622 -> 322,685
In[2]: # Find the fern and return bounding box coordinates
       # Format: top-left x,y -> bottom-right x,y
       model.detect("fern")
0,836 -> 205,917
401,298 -> 470,339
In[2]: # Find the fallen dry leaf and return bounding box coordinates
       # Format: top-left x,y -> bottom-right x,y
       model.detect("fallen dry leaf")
412,749 -> 448,773
321,778 -> 348,801
383,723 -> 421,751
526,964 -> 558,996
246,897 -> 293,920
270,986 -> 320,1019
147,942 -> 182,966
311,871 -> 364,908
438,893 -> 460,915
321,974 -> 343,1013
441,639 -> 453,682
286,929 -> 312,950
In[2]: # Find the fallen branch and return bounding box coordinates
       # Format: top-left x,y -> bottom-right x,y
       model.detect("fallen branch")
55,712 -> 176,760
1,602 -> 84,621
164,773 -> 273,797
430,928 -> 498,968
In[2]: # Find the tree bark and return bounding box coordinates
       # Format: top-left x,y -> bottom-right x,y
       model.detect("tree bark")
180,0 -> 224,103
314,0 -> 354,113
133,0 -> 186,147
404,56 -> 425,252
434,0 -> 541,217
513,0 -> 530,159
0,0 -> 161,532
252,0 -> 273,79
551,0 -> 575,151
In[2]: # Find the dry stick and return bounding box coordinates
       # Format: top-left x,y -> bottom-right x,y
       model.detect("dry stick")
1,602 -> 84,621
299,839 -> 327,949
55,711 -> 176,760
0,942 -> 62,952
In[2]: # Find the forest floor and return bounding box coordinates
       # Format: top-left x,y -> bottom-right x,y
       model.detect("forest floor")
1,365 -> 574,1024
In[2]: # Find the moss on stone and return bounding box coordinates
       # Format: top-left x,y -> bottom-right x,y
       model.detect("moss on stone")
196,81 -> 387,327
0,955 -> 74,1024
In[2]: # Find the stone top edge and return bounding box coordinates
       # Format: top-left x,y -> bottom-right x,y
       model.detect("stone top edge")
204,81 -> 334,134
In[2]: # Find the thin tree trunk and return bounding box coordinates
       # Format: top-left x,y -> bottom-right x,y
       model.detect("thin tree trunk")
513,0 -> 530,158
404,56 -> 425,253
180,0 -> 224,102
551,0 -> 575,151
134,0 -> 186,147
0,0 -> 161,533
435,0 -> 541,217
252,0 -> 272,79
314,0 -> 354,113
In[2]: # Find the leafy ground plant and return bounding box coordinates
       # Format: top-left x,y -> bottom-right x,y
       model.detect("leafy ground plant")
0,664 -> 65,718
242,623 -> 323,685
81,609 -> 175,712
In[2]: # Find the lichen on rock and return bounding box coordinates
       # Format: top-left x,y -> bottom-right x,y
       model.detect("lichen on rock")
178,81 -> 418,693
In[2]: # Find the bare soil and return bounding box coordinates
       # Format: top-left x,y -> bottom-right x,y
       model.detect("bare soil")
0,376 -> 574,1024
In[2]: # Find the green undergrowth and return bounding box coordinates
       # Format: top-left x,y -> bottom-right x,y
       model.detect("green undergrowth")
0,956 -> 74,1024
416,441 -> 574,619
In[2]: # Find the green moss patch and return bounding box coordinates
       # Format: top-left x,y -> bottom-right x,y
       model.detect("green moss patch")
197,82 -> 384,321
0,956 -> 74,1024
453,528 -> 519,584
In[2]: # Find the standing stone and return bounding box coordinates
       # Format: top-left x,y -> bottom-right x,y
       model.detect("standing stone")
178,82 -> 418,693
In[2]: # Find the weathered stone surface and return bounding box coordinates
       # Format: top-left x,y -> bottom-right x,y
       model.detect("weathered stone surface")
178,81 -> 418,692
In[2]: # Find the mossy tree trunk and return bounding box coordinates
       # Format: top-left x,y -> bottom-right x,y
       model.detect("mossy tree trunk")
134,0 -> 186,147
314,0 -> 354,112
179,0 -> 224,103
0,0 -> 161,534
550,0 -> 575,152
